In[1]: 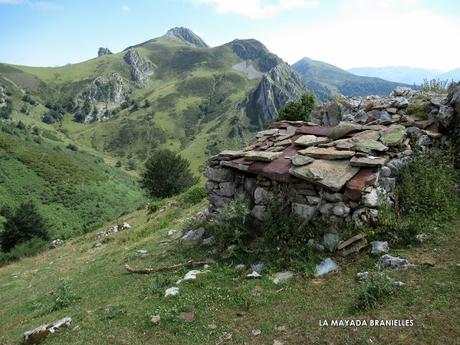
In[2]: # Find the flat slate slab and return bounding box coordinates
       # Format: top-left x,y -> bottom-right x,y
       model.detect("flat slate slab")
353,139 -> 388,153
244,151 -> 283,161
350,156 -> 387,167
299,147 -> 355,160
380,124 -> 406,146
344,168 -> 377,200
295,125 -> 332,137
294,135 -> 330,147
352,130 -> 381,141
291,155 -> 315,166
289,159 -> 359,191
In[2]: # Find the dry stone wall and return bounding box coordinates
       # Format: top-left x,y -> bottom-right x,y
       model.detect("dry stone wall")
205,87 -> 457,226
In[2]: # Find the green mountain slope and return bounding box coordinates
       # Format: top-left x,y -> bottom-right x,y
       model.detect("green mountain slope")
293,57 -> 412,101
0,29 -> 306,173
0,122 -> 145,239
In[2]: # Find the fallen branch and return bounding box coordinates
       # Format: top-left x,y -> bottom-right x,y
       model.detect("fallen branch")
124,259 -> 214,274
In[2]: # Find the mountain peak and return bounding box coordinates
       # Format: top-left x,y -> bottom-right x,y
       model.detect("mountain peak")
164,27 -> 208,48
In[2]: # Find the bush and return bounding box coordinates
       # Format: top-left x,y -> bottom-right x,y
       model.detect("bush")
208,197 -> 253,256
0,202 -> 49,252
50,279 -> 80,311
0,99 -> 13,119
140,149 -> 198,198
66,143 -> 78,151
420,78 -> 448,93
354,270 -> 396,310
275,93 -> 315,122
178,185 -> 207,206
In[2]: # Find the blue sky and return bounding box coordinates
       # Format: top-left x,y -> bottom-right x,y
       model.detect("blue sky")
0,0 -> 459,70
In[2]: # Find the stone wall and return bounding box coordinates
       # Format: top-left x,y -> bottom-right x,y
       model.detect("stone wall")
205,86 -> 455,226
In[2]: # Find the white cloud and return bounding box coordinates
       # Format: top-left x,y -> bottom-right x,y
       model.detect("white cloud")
194,0 -> 318,19
121,4 -> 130,12
258,0 -> 460,70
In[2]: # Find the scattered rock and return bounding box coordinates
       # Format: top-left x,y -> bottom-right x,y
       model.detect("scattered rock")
165,287 -> 180,297
362,189 -> 379,207
416,233 -> 428,243
315,258 -> 338,276
370,241 -> 389,255
291,155 -> 314,167
251,329 -> 261,337
180,227 -> 205,241
235,264 -> 246,271
273,340 -> 285,345
23,317 -> 72,345
202,236 -> 215,245
136,249 -> 148,255
323,233 -> 340,252
178,311 -> 195,322
380,254 -> 413,270
251,262 -> 265,273
247,271 -> 262,278
167,229 -> 178,236
49,239 -> 63,249
271,271 -> 294,284
218,332 -> 232,343
338,233 -> 367,256
150,315 -> 161,324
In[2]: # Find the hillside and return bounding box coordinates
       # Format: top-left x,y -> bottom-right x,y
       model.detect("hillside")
0,200 -> 458,345
0,28 -> 306,173
0,121 -> 145,239
292,57 -> 411,101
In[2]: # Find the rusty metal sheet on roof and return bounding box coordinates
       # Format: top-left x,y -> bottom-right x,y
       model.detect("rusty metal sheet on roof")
296,126 -> 332,137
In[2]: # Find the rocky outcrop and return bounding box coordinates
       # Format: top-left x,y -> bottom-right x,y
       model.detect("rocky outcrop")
123,48 -> 154,86
98,47 -> 113,57
0,85 -> 6,108
76,72 -> 130,123
247,63 -> 306,128
227,39 -> 281,72
164,27 -> 209,48
447,82 -> 460,167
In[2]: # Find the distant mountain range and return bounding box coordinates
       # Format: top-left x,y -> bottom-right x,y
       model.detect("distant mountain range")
292,57 -> 411,101
348,66 -> 460,85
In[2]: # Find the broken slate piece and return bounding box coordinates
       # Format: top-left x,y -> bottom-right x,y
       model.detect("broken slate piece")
246,271 -> 261,278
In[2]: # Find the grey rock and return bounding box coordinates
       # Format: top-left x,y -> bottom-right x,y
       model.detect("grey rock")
164,27 -> 208,48
251,263 -> 265,273
165,287 -> 180,296
251,205 -> 266,221
180,227 -> 205,241
205,167 -> 234,182
406,126 -> 421,135
362,189 -> 379,207
217,182 -> 236,197
235,264 -> 246,271
323,233 -> 340,251
370,241 -> 389,255
315,258 -> 338,276
436,105 -> 455,129
332,202 -> 350,217
97,47 -> 112,56
381,177 -> 396,192
254,187 -> 274,205
124,48 -> 154,86
292,203 -> 316,219
391,86 -> 416,97
324,192 -> 343,202
380,166 -> 392,177
136,249 -> 148,255
379,254 -> 412,270
271,271 -> 294,284
202,236 -> 215,245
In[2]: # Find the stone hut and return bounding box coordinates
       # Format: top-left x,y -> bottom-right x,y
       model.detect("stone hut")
205,87 -> 452,225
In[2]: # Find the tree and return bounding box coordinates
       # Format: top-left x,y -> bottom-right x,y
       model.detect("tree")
0,202 -> 49,252
276,93 -> 315,122
0,99 -> 13,119
140,149 -> 198,198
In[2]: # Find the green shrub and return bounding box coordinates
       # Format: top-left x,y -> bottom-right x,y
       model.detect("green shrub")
140,149 -> 198,198
275,93 -> 315,122
354,270 -> 396,310
147,198 -> 168,214
420,78 -> 448,93
50,279 -> 80,311
178,185 -> 207,206
397,151 -> 458,221
208,197 -> 253,256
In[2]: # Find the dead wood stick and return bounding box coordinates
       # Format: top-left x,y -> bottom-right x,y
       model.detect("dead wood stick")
124,259 -> 213,274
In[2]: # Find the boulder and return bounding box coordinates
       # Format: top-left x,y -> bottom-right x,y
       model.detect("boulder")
370,241 -> 389,255
362,189 -> 379,207
380,254 -> 412,270
180,227 -> 205,241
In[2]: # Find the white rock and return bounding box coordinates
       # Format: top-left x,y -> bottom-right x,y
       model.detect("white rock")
251,263 -> 265,273
315,258 -> 338,276
380,254 -> 413,270
235,264 -> 246,271
246,271 -> 261,278
165,287 -> 180,297
167,229 -> 177,236
271,271 -> 294,284
363,189 -> 379,207
136,249 -> 148,255
180,227 -> 205,241
370,241 -> 389,255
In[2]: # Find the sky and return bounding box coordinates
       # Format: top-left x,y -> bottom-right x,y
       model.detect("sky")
0,0 -> 459,71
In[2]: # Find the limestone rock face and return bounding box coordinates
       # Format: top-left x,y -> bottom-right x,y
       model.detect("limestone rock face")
75,72 -> 130,123
247,62 -> 306,127
123,48 -> 154,86
164,27 -> 209,48
97,47 -> 113,56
